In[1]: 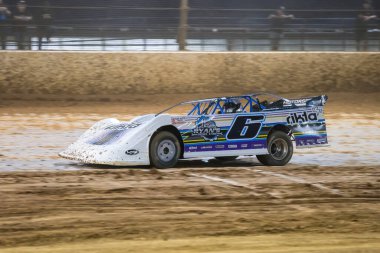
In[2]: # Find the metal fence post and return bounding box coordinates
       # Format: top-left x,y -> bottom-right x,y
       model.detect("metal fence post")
178,0 -> 189,51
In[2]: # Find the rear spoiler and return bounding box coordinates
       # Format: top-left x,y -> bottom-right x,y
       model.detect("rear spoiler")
284,95 -> 328,107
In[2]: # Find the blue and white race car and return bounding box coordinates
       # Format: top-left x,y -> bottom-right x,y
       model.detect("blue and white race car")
60,93 -> 328,168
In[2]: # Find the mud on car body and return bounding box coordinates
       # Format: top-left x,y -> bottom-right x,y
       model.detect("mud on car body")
60,93 -> 328,168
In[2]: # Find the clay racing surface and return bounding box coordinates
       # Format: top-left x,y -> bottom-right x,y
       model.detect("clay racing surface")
0,92 -> 379,252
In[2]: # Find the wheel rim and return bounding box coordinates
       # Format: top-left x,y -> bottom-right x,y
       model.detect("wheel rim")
157,139 -> 176,162
270,138 -> 288,161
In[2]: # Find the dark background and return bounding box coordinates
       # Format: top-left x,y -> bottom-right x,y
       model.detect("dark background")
2,0 -> 379,50
3,0 -> 379,27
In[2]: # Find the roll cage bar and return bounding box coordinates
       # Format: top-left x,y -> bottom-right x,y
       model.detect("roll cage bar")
156,93 -> 289,116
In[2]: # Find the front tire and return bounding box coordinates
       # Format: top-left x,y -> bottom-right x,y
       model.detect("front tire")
149,131 -> 181,169
256,131 -> 293,166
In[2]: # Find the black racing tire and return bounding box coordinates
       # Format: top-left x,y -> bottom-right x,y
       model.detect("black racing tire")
256,131 -> 293,166
149,131 -> 181,169
215,156 -> 238,162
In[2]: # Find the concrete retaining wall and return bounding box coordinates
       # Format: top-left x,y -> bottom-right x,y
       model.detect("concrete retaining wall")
0,51 -> 379,97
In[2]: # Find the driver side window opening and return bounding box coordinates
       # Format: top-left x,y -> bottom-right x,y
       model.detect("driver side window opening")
187,96 -> 263,116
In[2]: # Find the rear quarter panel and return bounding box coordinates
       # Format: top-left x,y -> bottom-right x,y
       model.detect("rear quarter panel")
259,106 -> 328,147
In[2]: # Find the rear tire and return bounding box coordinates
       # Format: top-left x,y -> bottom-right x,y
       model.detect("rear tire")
215,156 -> 238,162
149,131 -> 181,169
256,131 -> 293,166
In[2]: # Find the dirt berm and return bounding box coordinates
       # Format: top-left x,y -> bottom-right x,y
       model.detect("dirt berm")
0,52 -> 379,98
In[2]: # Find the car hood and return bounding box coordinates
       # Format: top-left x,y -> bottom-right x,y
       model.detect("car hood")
59,114 -> 172,165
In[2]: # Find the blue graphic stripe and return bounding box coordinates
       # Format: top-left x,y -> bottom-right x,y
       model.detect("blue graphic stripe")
179,120 -> 326,133
180,126 -> 230,133
295,134 -> 327,138
185,140 -> 267,152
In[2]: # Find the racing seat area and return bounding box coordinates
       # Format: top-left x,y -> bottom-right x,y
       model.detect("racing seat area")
267,99 -> 284,108
256,99 -> 285,110
223,101 -> 242,113
185,95 -> 285,116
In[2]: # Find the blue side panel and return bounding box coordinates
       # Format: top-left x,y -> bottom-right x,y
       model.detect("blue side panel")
179,114 -> 269,153
174,105 -> 330,154
292,122 -> 328,147
184,140 -> 267,153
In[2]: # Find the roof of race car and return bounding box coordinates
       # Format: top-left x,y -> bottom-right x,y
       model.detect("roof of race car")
156,93 -> 288,116
179,93 -> 286,104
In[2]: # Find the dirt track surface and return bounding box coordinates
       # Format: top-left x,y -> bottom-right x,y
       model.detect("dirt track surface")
0,92 -> 379,252
0,166 -> 380,250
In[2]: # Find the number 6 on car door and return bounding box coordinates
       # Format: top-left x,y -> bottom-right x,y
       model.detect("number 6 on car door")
226,115 -> 265,140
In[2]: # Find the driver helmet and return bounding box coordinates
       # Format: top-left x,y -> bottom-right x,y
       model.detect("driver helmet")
223,99 -> 241,113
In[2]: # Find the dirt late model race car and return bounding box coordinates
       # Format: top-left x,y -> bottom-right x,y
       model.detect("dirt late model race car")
60,93 -> 328,168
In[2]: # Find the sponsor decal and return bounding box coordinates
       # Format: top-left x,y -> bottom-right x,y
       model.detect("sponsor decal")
297,137 -> 327,146
284,98 -> 309,106
317,138 -> 327,144
184,140 -> 267,152
192,116 -> 222,141
90,123 -> 140,145
106,122 -> 141,130
287,112 -> 318,124
310,106 -> 323,113
126,149 -> 139,155
171,117 -> 187,125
